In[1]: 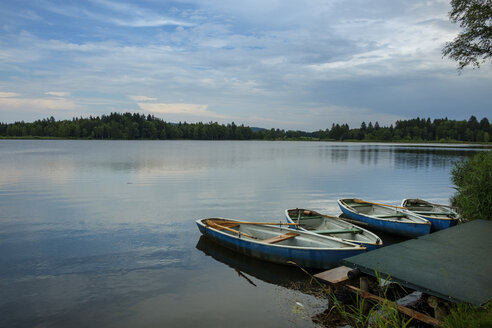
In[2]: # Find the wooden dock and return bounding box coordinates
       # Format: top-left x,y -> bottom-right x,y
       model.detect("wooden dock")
340,220 -> 492,306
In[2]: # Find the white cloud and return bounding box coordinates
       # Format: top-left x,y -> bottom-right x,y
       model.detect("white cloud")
0,92 -> 20,98
45,91 -> 70,97
1,0 -> 490,129
138,102 -> 229,120
0,93 -> 76,112
129,95 -> 157,102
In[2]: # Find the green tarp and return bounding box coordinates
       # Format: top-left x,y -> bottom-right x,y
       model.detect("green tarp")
343,220 -> 492,305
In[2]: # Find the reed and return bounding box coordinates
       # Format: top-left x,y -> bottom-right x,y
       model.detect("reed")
288,262 -> 413,327
441,301 -> 492,328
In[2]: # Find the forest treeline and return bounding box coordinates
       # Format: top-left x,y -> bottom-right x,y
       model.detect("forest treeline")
0,112 -> 490,142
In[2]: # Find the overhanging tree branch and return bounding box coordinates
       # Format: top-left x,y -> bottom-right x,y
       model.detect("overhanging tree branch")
442,0 -> 492,69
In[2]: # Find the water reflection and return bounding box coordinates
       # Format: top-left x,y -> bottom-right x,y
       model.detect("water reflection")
392,147 -> 478,170
195,236 -> 310,287
0,140 -> 487,327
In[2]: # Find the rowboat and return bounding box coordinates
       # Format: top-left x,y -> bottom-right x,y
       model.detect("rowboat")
337,199 -> 431,238
401,198 -> 459,231
285,208 -> 383,250
196,218 -> 366,269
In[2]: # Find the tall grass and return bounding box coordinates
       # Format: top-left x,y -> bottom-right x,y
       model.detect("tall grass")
441,302 -> 492,328
326,271 -> 413,328
290,262 -> 413,327
451,150 -> 492,221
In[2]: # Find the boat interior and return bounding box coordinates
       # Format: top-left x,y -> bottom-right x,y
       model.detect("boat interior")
287,209 -> 375,243
342,200 -> 425,223
204,218 -> 357,248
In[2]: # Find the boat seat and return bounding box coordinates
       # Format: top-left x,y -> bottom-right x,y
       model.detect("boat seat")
413,211 -> 454,216
313,228 -> 362,234
374,214 -> 407,218
299,216 -> 325,220
262,232 -> 299,244
205,220 -> 239,230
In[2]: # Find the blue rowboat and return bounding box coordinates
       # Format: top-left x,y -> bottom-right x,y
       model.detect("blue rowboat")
196,218 -> 366,269
337,199 -> 431,238
285,208 -> 383,250
401,198 -> 460,231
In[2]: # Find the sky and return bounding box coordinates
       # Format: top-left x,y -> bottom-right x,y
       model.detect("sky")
0,0 -> 491,131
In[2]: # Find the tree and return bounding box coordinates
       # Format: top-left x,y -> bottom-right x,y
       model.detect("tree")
442,0 -> 492,69
451,150 -> 492,221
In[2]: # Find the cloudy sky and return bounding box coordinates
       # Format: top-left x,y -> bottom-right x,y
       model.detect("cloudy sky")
0,0 -> 490,130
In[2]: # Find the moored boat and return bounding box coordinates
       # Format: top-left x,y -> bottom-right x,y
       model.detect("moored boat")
285,208 -> 382,250
196,218 -> 366,269
401,198 -> 459,231
337,199 -> 431,238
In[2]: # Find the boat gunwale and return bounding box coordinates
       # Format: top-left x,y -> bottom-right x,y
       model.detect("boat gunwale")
196,218 -> 366,251
338,199 -> 431,226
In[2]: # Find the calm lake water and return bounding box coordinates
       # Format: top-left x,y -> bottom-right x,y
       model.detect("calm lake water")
0,140 -> 481,327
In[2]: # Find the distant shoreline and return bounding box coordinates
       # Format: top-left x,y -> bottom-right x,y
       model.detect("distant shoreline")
1,135 -> 491,148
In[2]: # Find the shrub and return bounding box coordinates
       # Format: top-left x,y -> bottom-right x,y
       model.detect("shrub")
451,150 -> 492,221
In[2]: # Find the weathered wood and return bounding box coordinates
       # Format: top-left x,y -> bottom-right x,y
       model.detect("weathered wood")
205,220 -> 255,239
313,228 -> 362,234
353,199 -> 406,209
314,266 -> 352,285
374,214 -> 408,218
262,232 -> 299,244
219,220 -> 300,226
345,285 -> 440,326
412,211 -> 454,216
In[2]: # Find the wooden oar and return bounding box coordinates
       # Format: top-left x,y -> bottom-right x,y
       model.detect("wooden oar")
218,220 -> 300,226
205,219 -> 255,238
409,199 -> 458,210
290,209 -> 340,220
353,199 -> 406,209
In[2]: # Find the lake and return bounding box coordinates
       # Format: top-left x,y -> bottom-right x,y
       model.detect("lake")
0,140 -> 481,327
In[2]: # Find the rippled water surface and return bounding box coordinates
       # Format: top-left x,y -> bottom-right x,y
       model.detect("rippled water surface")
0,140 -> 480,327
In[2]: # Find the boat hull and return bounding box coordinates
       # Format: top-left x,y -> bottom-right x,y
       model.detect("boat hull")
401,199 -> 459,231
338,199 -> 431,238
196,219 -> 366,269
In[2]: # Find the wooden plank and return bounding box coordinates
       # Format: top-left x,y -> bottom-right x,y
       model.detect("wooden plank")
374,214 -> 407,218
412,211 -> 454,216
262,232 -> 298,244
205,220 -> 255,239
353,199 -> 406,209
314,266 -> 352,285
313,228 -> 362,234
221,221 -> 300,226
345,285 -> 440,326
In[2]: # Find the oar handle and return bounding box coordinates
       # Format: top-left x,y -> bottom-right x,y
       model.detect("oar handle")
354,199 -> 406,209
225,221 -> 300,226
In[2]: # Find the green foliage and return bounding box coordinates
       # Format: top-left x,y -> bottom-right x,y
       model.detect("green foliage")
451,150 -> 492,221
327,272 -> 412,328
443,0 -> 492,69
441,302 -> 492,328
0,114 -> 491,142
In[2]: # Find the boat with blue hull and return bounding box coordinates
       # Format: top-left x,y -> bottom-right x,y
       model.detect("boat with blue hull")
285,208 -> 382,250
337,199 -> 431,238
196,218 -> 366,270
401,198 -> 459,231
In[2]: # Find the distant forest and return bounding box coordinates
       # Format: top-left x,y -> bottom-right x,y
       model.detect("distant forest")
0,112 -> 490,142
